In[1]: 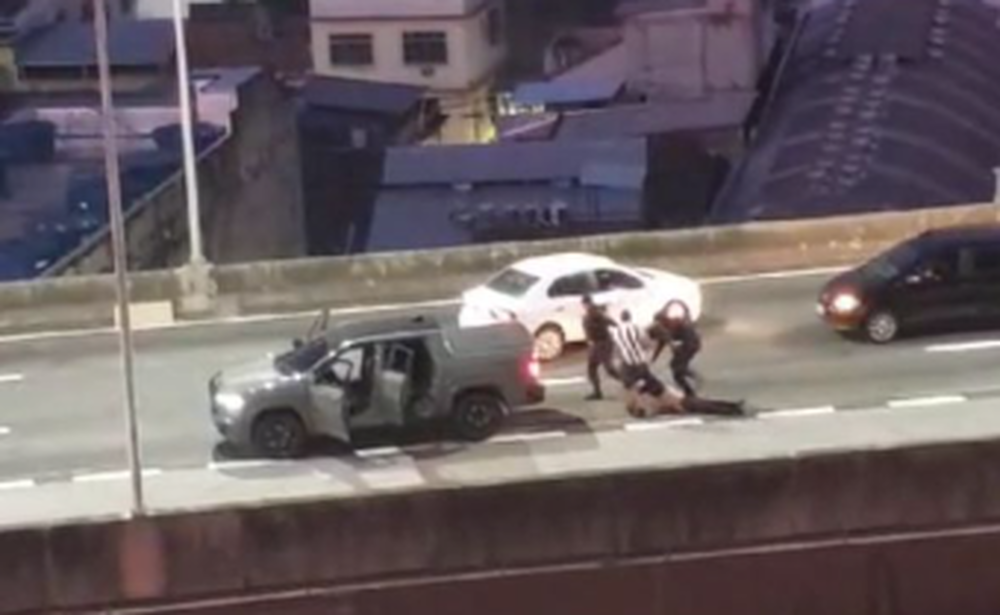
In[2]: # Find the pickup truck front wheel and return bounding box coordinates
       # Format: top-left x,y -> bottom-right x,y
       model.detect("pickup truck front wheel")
452,392 -> 506,442
251,410 -> 307,459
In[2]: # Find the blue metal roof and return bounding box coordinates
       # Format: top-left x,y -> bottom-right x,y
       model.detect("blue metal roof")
301,75 -> 426,117
17,19 -> 175,69
511,78 -> 624,107
382,138 -> 647,186
713,0 -> 1000,223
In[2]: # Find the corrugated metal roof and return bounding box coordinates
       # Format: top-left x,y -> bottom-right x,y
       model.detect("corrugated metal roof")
301,75 -> 425,117
17,19 -> 175,69
512,78 -> 624,107
382,138 -> 647,186
554,92 -> 756,140
714,0 -> 1000,223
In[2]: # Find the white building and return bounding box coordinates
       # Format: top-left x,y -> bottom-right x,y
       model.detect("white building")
131,0 -> 225,19
308,0 -> 508,144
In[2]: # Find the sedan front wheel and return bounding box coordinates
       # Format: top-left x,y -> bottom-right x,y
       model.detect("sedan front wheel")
864,310 -> 899,344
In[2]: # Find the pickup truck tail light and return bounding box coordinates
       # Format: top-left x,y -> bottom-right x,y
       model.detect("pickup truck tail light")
525,353 -> 541,381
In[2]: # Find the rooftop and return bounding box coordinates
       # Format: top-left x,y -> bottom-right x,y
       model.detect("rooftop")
300,75 -> 425,117
16,19 -> 175,69
382,138 -> 647,187
309,0 -> 492,21
511,78 -> 625,107
713,0 -> 1000,222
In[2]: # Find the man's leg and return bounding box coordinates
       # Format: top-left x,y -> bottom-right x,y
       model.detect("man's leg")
599,341 -> 620,380
670,349 -> 697,398
586,346 -> 603,400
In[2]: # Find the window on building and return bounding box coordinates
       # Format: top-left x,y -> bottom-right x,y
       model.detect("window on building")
328,33 -> 374,66
402,31 -> 448,65
485,8 -> 503,46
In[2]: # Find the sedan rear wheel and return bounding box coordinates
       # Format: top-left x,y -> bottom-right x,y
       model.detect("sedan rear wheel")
534,325 -> 565,362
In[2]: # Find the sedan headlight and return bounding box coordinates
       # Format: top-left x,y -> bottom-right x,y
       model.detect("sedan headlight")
214,392 -> 246,412
831,293 -> 861,313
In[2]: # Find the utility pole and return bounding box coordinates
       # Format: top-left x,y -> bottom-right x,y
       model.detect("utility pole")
94,0 -> 145,516
171,0 -> 206,266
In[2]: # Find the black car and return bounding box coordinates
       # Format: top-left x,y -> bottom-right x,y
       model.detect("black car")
817,225 -> 1000,343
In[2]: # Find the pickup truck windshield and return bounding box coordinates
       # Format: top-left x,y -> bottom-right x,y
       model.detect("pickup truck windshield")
274,338 -> 329,374
486,267 -> 539,297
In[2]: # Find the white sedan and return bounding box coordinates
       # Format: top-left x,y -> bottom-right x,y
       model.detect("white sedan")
458,252 -> 702,361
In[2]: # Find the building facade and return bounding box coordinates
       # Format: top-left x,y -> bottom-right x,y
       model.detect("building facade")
308,0 -> 508,143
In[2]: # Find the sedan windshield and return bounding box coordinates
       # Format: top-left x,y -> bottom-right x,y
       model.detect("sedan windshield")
860,240 -> 920,281
485,267 -> 540,297
274,337 -> 329,374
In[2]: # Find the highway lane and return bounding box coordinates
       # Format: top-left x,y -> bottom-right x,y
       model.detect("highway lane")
2,394 -> 1000,530
3,268 -> 1000,486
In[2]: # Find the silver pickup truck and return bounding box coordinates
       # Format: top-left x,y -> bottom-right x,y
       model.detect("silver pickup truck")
210,313 -> 545,458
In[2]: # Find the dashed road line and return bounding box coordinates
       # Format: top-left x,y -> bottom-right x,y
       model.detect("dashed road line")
541,376 -> 587,387
760,406 -> 836,419
207,459 -> 284,472
355,446 -> 405,458
925,339 -> 1000,354
0,426 -> 10,436
71,469 -> 163,483
0,478 -> 35,491
624,417 -> 705,431
490,430 -> 567,444
888,395 -> 967,409
0,373 -> 24,384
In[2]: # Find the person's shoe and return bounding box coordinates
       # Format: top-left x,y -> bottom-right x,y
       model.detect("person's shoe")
586,392 -> 603,401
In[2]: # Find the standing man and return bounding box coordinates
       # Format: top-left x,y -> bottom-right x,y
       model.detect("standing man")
650,300 -> 702,398
582,294 -> 619,400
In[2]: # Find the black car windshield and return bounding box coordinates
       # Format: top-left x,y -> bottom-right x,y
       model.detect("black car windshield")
860,240 -> 920,280
486,267 -> 540,297
274,337 -> 329,374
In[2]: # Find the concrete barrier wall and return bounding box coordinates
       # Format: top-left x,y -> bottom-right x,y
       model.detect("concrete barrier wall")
0,200 -> 998,335
6,437 -> 1000,613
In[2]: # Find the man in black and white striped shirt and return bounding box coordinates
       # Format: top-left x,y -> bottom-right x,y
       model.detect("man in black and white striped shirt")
610,310 -> 665,413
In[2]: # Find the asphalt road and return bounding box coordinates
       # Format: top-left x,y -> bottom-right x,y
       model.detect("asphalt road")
3,267 -> 1000,523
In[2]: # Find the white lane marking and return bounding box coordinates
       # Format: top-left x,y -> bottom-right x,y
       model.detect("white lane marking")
355,446 -> 404,458
207,459 -> 282,472
760,406 -> 836,419
0,373 -> 24,384
0,479 -> 35,491
888,395 -> 967,409
490,430 -> 567,444
0,426 -> 10,436
925,339 -> 1000,354
541,376 -> 587,387
72,469 -> 163,483
0,265 -> 850,345
700,266 -> 849,285
624,417 -> 705,431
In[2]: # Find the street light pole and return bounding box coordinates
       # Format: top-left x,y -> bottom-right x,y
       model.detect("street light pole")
171,0 -> 206,266
94,0 -> 145,516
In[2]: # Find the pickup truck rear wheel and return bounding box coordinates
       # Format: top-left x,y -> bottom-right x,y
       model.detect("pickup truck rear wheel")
452,393 -> 506,441
251,410 -> 307,459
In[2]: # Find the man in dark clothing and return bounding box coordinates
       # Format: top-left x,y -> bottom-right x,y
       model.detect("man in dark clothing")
582,294 -> 619,400
649,300 -> 702,398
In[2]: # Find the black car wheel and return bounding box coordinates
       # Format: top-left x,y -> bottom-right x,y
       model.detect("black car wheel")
864,310 -> 899,344
251,410 -> 307,458
452,393 -> 506,441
